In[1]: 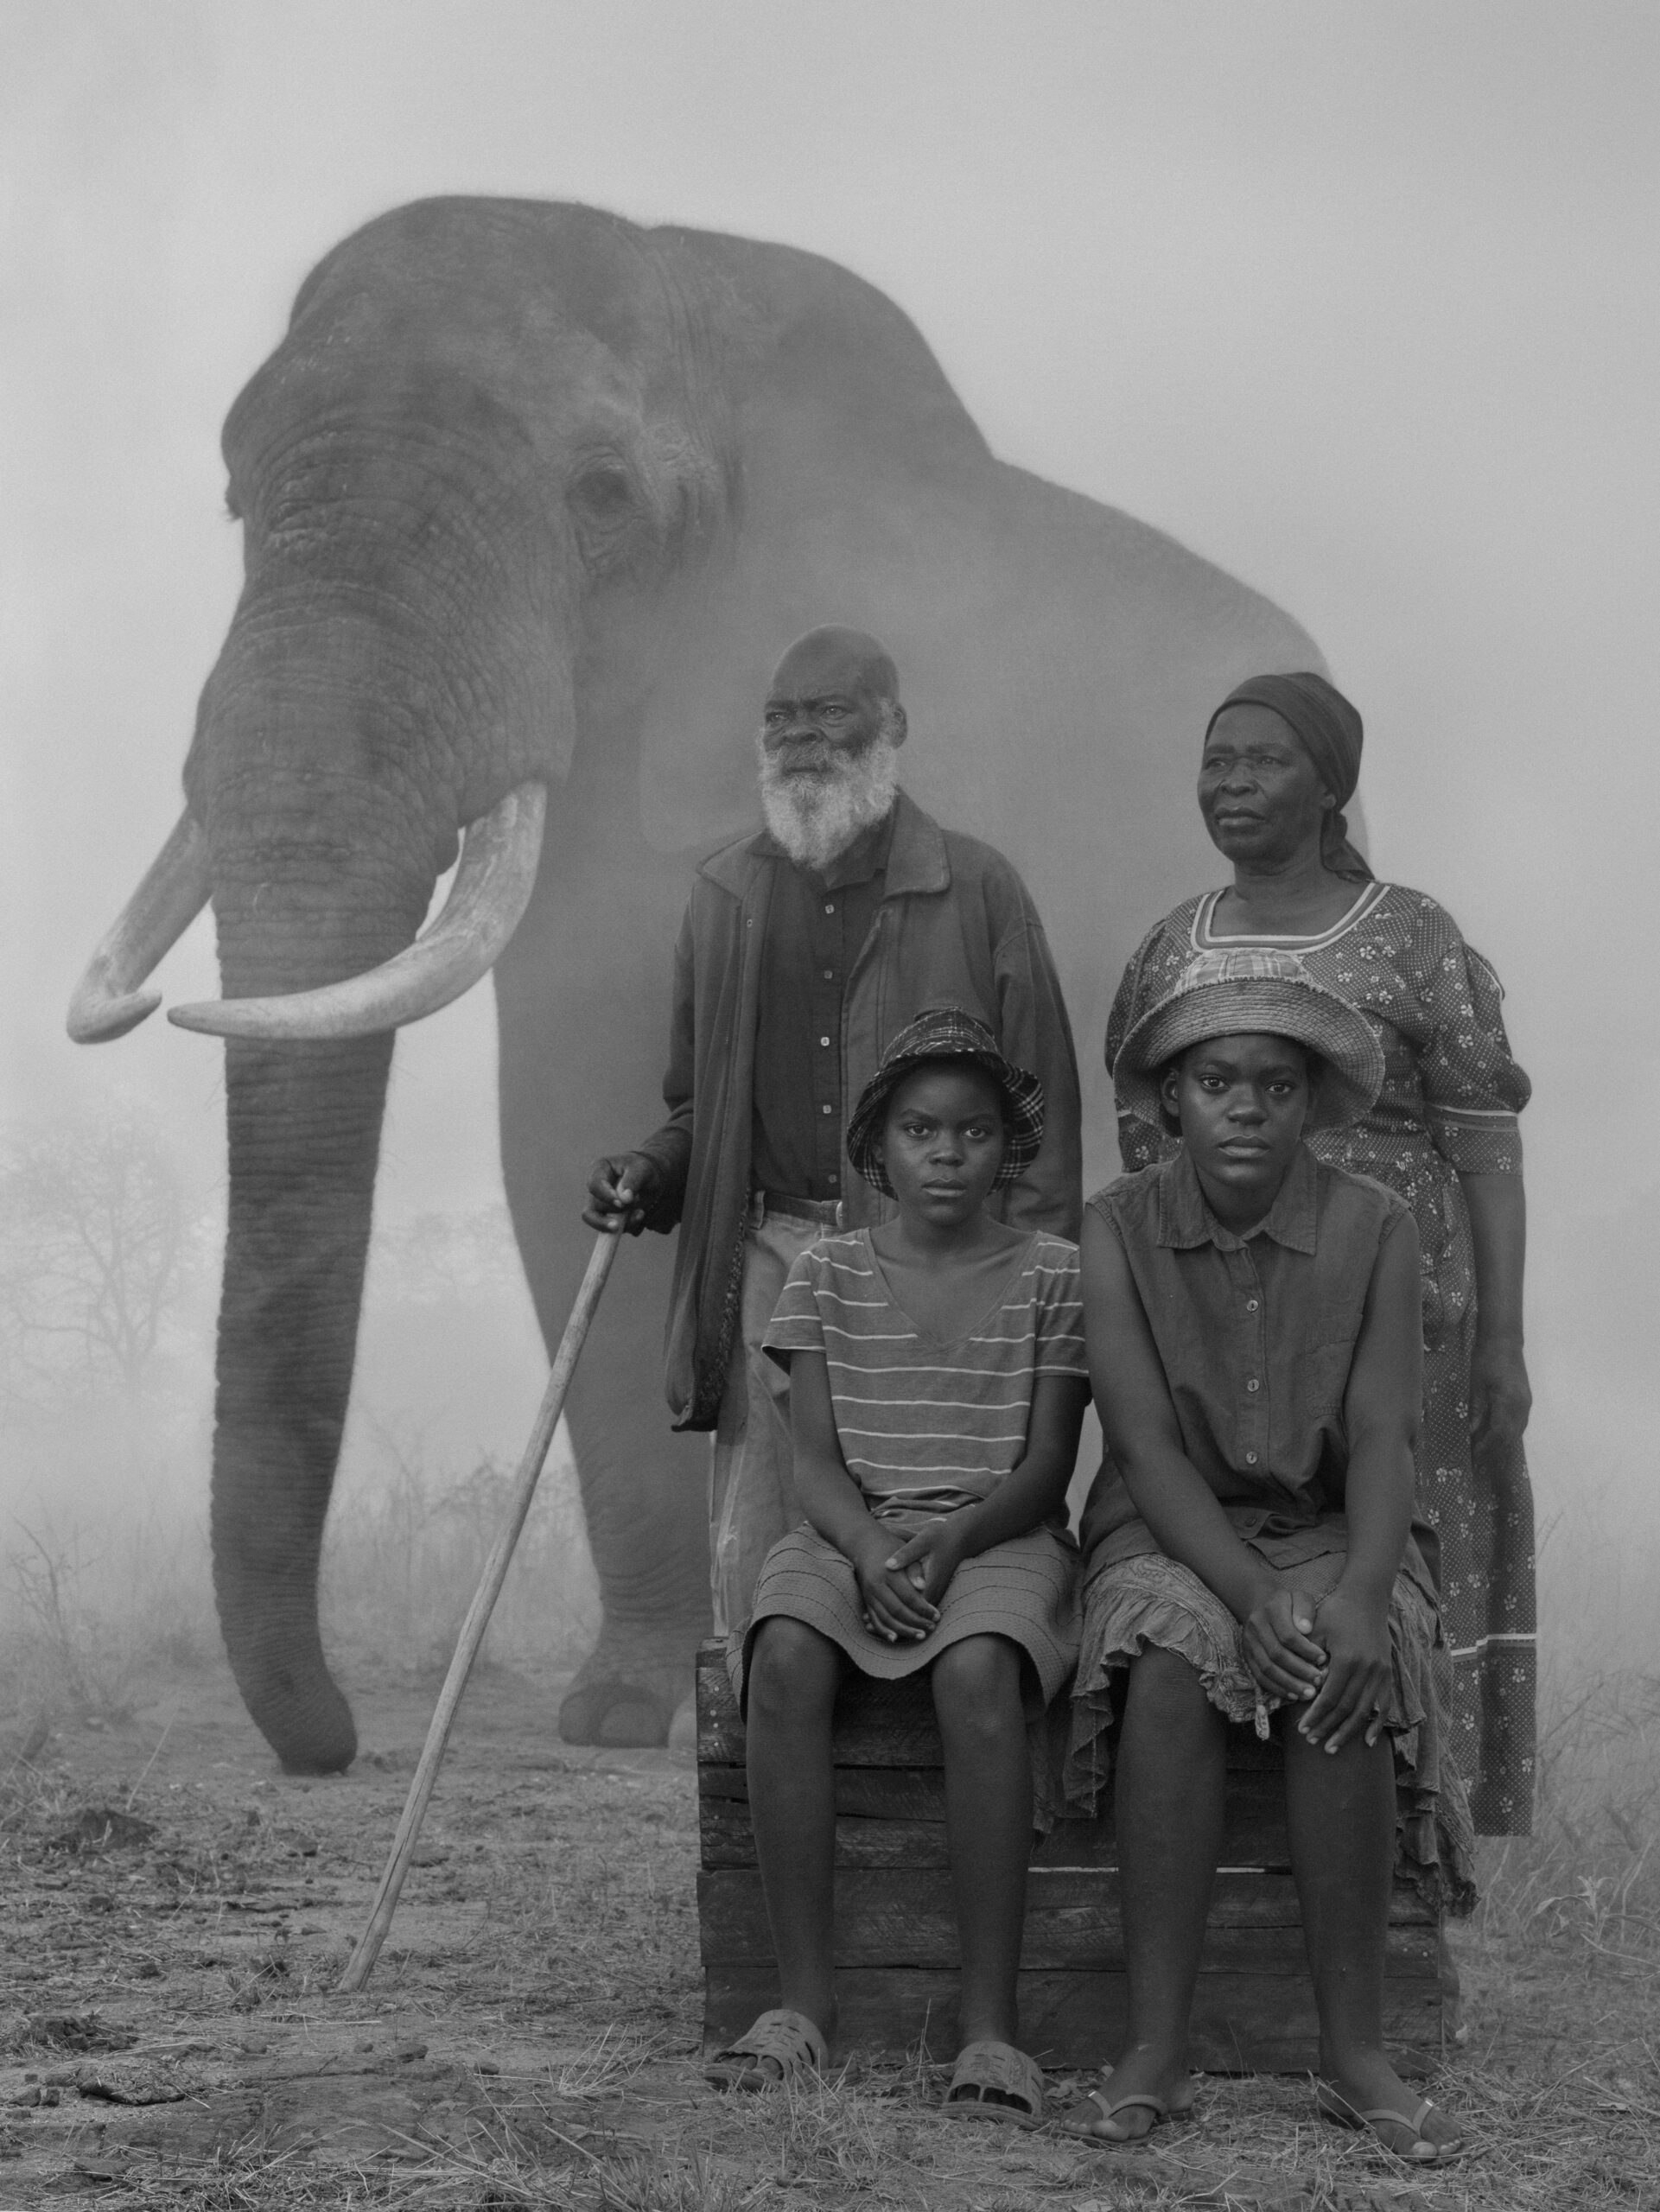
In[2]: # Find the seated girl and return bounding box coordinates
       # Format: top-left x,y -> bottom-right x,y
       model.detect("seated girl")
1062,948 -> 1472,2164
705,1006 -> 1090,2125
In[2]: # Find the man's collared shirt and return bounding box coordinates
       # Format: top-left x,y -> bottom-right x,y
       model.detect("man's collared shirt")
749,811 -> 894,1203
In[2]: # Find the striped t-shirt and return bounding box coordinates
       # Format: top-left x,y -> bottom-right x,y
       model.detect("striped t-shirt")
762,1229 -> 1087,1521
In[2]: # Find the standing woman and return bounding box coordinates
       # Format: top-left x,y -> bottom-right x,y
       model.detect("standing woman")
1105,672 -> 1533,1837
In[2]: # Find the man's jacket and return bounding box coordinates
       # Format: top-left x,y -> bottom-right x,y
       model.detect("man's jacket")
636,791 -> 1084,1430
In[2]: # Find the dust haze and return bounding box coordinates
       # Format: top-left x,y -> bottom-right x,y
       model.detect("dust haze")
3,3 -> 1656,1695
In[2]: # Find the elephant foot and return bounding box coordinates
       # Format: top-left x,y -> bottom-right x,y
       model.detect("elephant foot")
558,1636 -> 696,1748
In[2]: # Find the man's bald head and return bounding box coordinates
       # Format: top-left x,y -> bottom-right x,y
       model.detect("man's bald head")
768,626 -> 902,715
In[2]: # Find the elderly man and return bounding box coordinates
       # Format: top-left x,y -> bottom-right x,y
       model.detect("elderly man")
585,626 -> 1081,1639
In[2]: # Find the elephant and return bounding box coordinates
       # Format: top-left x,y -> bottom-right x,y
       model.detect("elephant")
68,196 -> 1320,1775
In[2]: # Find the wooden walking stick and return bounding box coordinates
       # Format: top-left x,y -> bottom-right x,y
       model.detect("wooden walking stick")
339,1226 -> 622,1993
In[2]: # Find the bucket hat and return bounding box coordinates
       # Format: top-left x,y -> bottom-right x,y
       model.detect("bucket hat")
1111,948 -> 1383,1133
846,1005 -> 1045,1196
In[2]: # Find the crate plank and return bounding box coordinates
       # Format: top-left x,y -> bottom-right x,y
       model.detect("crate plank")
702,1798 -> 951,1869
699,1765 -> 1290,1869
703,1966 -> 1440,2076
697,1867 -> 1436,1972
697,1643 -> 1289,1778
698,1656 -> 945,1767
700,1764 -> 947,1821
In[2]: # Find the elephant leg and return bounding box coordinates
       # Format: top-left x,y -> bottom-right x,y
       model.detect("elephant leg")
494,845 -> 710,1747
555,1259 -> 709,1745
499,1103 -> 708,1746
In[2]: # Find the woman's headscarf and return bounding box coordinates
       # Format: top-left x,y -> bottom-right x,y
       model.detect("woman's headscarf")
1205,671 -> 1373,882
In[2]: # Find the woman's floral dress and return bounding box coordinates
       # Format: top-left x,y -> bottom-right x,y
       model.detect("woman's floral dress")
1107,880 -> 1535,1834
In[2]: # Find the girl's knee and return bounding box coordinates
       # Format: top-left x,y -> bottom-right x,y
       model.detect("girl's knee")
747,1618 -> 840,1723
932,1636 -> 1024,1734
1125,1647 -> 1222,1735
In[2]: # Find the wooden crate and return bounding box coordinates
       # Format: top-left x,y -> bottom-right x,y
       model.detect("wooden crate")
696,1641 -> 1442,2073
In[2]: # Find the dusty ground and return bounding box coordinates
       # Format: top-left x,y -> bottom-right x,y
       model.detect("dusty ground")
1,1655 -> 1655,2212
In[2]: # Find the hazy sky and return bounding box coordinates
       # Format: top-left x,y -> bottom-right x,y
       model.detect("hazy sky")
3,3 -> 1657,1528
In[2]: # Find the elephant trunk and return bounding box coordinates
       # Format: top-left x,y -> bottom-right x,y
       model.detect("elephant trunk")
204,759 -> 449,1773
213,1027 -> 394,1771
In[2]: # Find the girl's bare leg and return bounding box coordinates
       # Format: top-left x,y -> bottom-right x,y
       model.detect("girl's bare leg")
1066,1648 -> 1224,2139
1282,1727 -> 1463,2155
932,1634 -> 1030,2050
745,1618 -> 846,2047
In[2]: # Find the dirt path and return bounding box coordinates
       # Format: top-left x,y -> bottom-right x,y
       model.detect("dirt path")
2,1658 -> 1653,2209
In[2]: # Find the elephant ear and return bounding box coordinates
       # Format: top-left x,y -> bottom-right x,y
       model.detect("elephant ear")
636,230 -> 1325,983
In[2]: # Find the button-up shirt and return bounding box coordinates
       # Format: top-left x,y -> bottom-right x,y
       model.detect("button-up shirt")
1079,1144 -> 1429,1586
749,812 -> 894,1202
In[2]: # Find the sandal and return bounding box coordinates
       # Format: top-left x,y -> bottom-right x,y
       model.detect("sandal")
704,2008 -> 827,2092
1315,2079 -> 1464,2164
1059,2078 -> 1197,2143
940,2039 -> 1045,2127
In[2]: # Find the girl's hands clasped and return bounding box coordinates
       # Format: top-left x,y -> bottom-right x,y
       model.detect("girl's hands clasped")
1298,1581 -> 1392,1752
1241,1579 -> 1392,1751
851,1516 -> 975,1640
881,1516 -> 969,1611
1242,1585 -> 1327,1704
851,1531 -> 940,1643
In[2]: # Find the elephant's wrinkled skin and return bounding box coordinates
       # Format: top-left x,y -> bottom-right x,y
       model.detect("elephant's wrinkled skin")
74,198 -> 1319,1773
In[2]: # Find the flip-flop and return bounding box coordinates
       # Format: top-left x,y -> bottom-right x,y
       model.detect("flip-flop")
1315,2079 -> 1464,2164
940,2038 -> 1045,2128
704,2008 -> 827,2093
1058,2079 -> 1198,2143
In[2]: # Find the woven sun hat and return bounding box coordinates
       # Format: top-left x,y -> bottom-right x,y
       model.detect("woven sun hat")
846,1005 -> 1046,1196
1111,948 -> 1384,1134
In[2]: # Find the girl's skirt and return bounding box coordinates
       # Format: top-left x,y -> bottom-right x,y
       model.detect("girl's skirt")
732,1513 -> 1080,1828
1063,1541 -> 1476,1912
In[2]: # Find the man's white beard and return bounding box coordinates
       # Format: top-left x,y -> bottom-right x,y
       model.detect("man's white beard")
757,738 -> 900,871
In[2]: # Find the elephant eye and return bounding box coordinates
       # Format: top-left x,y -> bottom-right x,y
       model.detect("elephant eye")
571,463 -> 634,520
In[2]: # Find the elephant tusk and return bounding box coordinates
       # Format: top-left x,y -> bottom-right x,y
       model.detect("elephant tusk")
168,780 -> 547,1042
67,810 -> 213,1043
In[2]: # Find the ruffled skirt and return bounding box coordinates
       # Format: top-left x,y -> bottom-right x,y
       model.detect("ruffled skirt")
1064,1546 -> 1476,1913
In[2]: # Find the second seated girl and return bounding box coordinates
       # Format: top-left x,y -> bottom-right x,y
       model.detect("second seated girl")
1063,949 -> 1473,2164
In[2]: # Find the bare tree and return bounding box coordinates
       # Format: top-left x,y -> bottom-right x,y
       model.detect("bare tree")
0,1102 -> 204,1408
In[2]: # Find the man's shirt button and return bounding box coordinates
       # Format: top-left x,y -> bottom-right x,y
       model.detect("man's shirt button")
1246,1378 -> 1260,1393
819,1036 -> 831,1047
823,969 -> 834,981
1245,1451 -> 1259,1465
1246,1299 -> 1260,1312
824,901 -> 836,914
821,1103 -> 833,1116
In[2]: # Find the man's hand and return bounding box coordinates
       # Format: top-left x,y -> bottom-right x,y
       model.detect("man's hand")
849,1532 -> 939,1643
1241,1586 -> 1327,1705
1298,1581 -> 1393,1752
1470,1336 -> 1531,1482
881,1517 -> 969,1610
582,1153 -> 663,1235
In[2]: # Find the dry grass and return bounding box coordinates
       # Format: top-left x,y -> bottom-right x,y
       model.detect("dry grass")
319,1443 -> 600,1684
2,1506 -> 1657,2212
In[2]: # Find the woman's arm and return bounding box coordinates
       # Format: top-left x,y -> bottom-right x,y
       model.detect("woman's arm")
788,1350 -> 937,1642
1459,1168 -> 1531,1477
1300,1210 -> 1422,1751
1083,1210 -> 1326,1700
